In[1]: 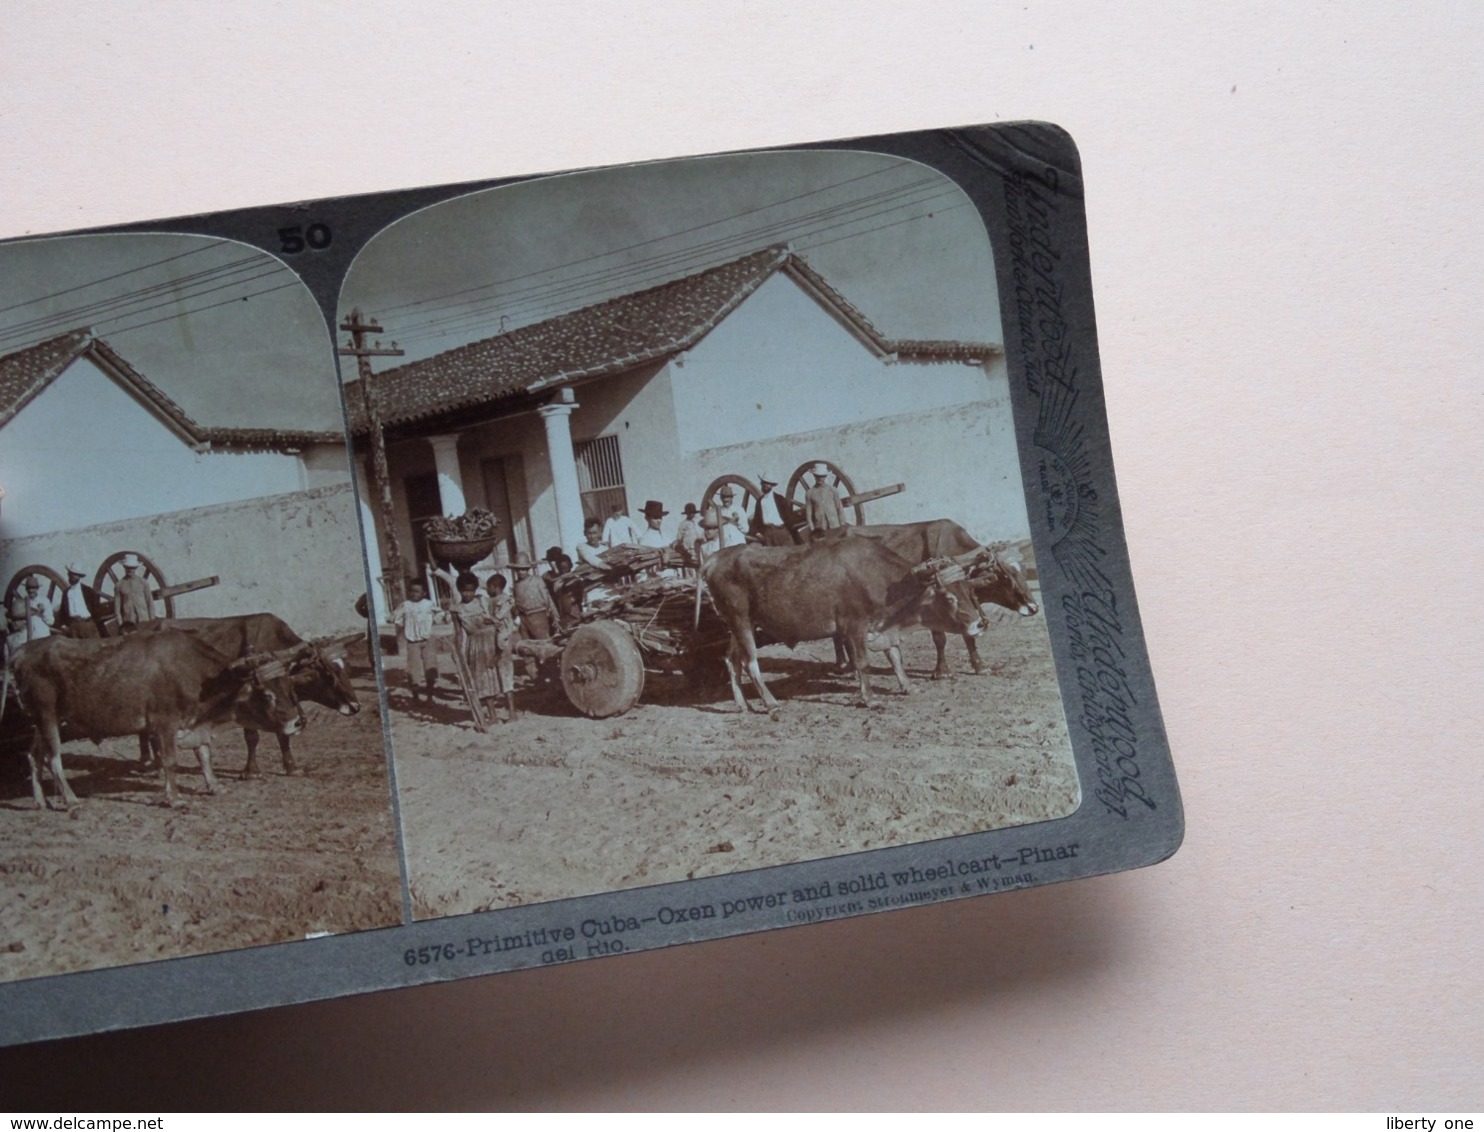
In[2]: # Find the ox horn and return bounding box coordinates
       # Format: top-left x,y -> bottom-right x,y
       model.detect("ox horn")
312,633 -> 362,660
912,557 -> 969,588
229,655 -> 287,681
949,545 -> 993,571
232,643 -> 314,682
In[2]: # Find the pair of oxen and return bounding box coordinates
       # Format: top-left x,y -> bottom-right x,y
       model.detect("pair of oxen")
704,519 -> 1039,714
5,614 -> 359,810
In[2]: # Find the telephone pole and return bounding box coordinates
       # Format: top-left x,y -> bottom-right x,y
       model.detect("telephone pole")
339,309 -> 406,606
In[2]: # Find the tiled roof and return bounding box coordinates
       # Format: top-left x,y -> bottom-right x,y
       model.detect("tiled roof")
0,330 -> 341,451
0,329 -> 95,430
345,247 -> 1001,432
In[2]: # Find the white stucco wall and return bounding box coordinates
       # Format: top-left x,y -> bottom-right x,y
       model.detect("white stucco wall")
0,482 -> 365,638
688,397 -> 1029,543
667,272 -> 1026,541
0,356 -> 336,540
669,272 -> 994,452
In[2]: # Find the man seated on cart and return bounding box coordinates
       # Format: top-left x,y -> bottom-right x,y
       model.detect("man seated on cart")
573,518 -> 623,603
543,547 -> 583,627
637,500 -> 680,579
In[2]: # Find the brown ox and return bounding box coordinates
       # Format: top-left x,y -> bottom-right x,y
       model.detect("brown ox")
12,632 -> 304,809
139,614 -> 360,777
841,520 -> 1039,677
703,537 -> 985,713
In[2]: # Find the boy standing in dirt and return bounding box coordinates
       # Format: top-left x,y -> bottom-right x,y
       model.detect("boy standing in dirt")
486,573 -> 518,722
391,578 -> 440,704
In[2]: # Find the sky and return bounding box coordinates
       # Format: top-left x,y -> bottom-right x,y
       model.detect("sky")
0,233 -> 342,430
338,149 -> 1002,372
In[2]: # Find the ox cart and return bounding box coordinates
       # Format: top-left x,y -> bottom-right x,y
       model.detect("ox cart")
2,551 -> 220,737
5,551 -> 219,638
437,457 -> 912,725
508,561 -> 730,724
697,457 -> 904,542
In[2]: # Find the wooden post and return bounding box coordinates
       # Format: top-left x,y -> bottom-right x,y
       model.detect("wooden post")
448,615 -> 490,733
338,310 -> 407,607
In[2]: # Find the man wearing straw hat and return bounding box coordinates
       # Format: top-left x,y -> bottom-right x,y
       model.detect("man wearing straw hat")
7,575 -> 53,646
55,561 -> 105,639
115,554 -> 156,632
804,462 -> 845,538
749,472 -> 796,547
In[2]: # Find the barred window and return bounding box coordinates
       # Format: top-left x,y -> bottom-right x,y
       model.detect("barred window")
574,434 -> 628,525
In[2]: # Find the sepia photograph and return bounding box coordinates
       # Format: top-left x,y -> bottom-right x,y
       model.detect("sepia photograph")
0,233 -> 403,982
338,149 -> 1081,919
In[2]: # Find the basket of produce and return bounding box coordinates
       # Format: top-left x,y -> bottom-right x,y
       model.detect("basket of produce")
424,508 -> 502,568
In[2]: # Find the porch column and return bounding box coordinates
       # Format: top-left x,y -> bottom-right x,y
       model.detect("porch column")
538,395 -> 583,555
427,433 -> 467,517
354,459 -> 388,623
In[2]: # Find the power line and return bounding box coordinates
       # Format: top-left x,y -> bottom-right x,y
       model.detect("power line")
390,182 -> 962,346
0,241 -> 225,317
397,177 -> 950,331
103,279 -> 306,338
392,186 -> 965,347
375,161 -> 920,318
409,179 -> 957,332
0,255 -> 282,346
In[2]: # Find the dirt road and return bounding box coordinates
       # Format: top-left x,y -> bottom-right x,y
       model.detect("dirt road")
390,608 -> 1079,919
0,654 -> 402,984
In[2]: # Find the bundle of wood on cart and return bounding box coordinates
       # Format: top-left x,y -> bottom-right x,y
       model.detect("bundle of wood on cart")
586,544 -> 669,577
584,575 -> 728,658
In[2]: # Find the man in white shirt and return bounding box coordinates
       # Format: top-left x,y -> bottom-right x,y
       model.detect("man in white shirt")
637,500 -> 670,549
714,486 -> 749,549
7,576 -> 53,646
749,473 -> 796,546
601,505 -> 639,549
56,561 -> 104,638
576,519 -> 612,571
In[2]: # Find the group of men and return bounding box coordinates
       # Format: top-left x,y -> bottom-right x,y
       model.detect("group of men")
5,555 -> 156,655
581,463 -> 848,570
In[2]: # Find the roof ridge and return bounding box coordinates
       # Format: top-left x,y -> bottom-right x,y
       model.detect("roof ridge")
342,243 -> 999,433
86,335 -> 208,444
358,244 -> 791,390
0,329 -> 330,452
0,328 -> 99,430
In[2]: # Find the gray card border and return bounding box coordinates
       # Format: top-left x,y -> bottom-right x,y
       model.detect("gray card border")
0,122 -> 1181,1048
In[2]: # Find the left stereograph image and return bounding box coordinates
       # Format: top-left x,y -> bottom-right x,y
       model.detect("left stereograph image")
0,233 -> 403,983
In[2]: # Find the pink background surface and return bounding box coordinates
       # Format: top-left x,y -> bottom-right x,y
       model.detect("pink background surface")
2,4 -> 1480,1110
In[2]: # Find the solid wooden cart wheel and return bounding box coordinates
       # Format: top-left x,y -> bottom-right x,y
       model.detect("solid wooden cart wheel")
4,565 -> 65,627
699,474 -> 761,539
786,460 -> 864,526
560,620 -> 646,718
699,473 -> 762,547
94,550 -> 176,628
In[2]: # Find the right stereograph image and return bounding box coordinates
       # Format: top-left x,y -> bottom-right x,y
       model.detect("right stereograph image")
339,149 -> 1081,918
